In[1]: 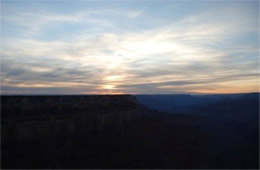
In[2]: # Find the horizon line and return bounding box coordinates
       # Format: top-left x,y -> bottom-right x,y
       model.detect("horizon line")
1,92 -> 259,96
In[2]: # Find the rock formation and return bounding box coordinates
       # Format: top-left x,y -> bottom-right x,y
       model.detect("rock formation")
1,95 -> 210,169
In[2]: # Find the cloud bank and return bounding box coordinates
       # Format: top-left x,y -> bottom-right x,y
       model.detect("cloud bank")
1,1 -> 259,94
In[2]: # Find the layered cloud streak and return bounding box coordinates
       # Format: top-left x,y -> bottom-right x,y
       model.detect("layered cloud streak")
1,1 -> 259,94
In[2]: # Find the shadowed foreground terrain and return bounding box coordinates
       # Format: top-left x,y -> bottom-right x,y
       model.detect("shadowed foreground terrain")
136,93 -> 259,169
1,95 -> 211,169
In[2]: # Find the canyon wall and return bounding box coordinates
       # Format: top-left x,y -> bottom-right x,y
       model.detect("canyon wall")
2,95 -> 140,143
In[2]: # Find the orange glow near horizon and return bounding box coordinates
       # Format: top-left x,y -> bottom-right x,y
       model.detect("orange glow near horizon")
188,85 -> 259,94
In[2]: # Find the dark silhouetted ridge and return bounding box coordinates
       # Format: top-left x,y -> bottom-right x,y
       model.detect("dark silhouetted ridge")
1,95 -> 210,169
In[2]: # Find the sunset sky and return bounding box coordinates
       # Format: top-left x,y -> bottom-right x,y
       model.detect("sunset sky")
1,0 -> 259,94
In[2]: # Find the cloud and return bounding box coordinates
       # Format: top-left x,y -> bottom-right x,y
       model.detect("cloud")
127,10 -> 143,18
1,1 -> 258,94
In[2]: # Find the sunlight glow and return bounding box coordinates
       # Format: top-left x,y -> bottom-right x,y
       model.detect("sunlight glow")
103,85 -> 115,90
122,41 -> 178,55
105,75 -> 123,81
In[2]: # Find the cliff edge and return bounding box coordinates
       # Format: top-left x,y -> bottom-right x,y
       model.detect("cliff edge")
1,95 -> 210,169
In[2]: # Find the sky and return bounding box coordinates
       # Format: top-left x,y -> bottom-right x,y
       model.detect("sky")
1,0 -> 259,94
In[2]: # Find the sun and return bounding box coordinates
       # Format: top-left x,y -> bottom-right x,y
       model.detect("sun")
103,84 -> 115,90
